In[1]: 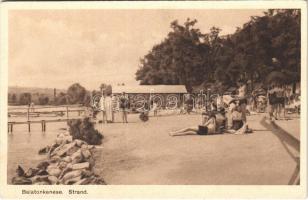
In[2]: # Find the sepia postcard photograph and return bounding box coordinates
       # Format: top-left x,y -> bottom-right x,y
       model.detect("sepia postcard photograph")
0,1 -> 307,199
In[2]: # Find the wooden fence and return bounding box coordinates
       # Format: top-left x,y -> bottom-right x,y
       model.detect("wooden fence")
8,105 -> 86,133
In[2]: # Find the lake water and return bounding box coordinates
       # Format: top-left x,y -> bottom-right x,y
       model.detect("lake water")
7,106 -> 74,184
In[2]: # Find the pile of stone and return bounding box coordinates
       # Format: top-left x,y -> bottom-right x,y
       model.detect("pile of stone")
12,118 -> 105,185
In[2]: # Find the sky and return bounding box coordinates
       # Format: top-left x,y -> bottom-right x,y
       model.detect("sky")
9,9 -> 265,90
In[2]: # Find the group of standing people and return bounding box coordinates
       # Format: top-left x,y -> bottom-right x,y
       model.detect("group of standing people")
99,92 -> 129,123
267,84 -> 287,121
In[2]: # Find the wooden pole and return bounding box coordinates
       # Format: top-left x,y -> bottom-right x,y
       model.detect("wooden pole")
27,107 -> 30,121
28,121 -> 31,132
66,106 -> 69,120
11,124 -> 13,132
43,120 -> 46,132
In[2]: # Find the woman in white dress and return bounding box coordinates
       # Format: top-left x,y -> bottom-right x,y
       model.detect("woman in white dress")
99,95 -> 106,123
105,95 -> 113,123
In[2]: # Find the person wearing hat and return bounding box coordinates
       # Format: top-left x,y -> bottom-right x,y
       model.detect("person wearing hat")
169,112 -> 217,136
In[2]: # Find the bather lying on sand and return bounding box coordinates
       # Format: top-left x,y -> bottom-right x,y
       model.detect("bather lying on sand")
169,113 -> 217,136
169,109 -> 252,136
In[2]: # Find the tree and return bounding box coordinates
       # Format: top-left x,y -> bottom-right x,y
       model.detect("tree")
136,18 -> 211,92
19,93 -> 32,105
55,92 -> 68,105
67,83 -> 87,104
38,95 -> 49,105
83,91 -> 92,107
99,83 -> 112,96
12,94 -> 17,103
136,10 -> 300,94
213,9 -> 300,90
8,93 -> 17,104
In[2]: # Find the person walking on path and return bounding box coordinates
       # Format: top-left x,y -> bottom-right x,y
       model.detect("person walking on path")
238,81 -> 248,123
185,94 -> 194,114
99,94 -> 107,123
267,84 -> 278,121
119,92 -> 129,123
150,99 -> 158,117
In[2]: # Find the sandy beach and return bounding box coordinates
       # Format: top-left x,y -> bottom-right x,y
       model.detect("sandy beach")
97,112 -> 299,185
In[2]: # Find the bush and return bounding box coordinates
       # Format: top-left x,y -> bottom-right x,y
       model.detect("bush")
67,118 -> 103,145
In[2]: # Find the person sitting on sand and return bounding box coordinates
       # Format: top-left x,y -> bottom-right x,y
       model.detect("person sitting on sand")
169,113 -> 217,136
226,105 -> 252,134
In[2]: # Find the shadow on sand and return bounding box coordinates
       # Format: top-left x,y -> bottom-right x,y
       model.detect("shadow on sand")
260,117 -> 300,185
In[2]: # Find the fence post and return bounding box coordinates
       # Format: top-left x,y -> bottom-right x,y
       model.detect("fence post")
28,121 -> 31,132
43,120 -> 46,132
66,106 -> 69,120
41,121 -> 44,132
27,107 -> 30,121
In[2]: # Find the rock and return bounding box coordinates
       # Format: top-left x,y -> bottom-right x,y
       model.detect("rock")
58,161 -> 67,170
38,146 -> 50,155
58,165 -> 72,179
55,134 -> 65,145
73,177 -> 93,185
49,156 -> 61,163
66,163 -> 73,169
66,146 -> 79,156
34,181 -> 49,185
48,143 -> 60,158
85,156 -> 95,169
62,156 -> 72,163
71,149 -> 83,164
47,163 -> 58,171
36,170 -> 49,176
31,175 -> 49,183
61,170 -> 82,183
75,139 -> 85,147
52,142 -> 76,157
24,168 -> 39,178
57,133 -> 65,138
12,176 -> 32,185
50,143 -> 65,157
48,176 -> 58,185
64,175 -> 82,185
64,136 -> 73,143
47,168 -> 62,177
36,161 -> 50,171
63,131 -> 70,136
91,177 -> 106,185
81,170 -> 94,178
16,165 -> 25,176
81,144 -> 88,149
71,162 -> 89,170
81,149 -> 91,159
87,145 -> 95,150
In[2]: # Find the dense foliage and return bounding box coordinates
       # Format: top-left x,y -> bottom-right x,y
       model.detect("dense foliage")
135,9 -> 300,93
67,83 -> 87,104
